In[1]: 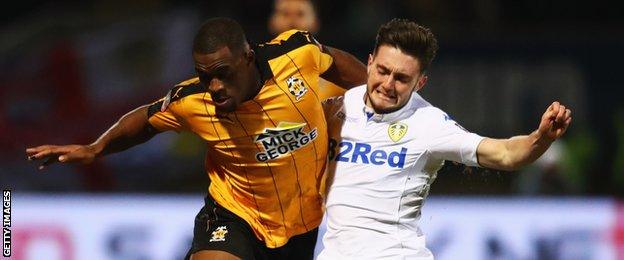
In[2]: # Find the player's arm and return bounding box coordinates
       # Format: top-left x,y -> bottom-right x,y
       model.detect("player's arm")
319,45 -> 367,89
476,101 -> 572,171
26,105 -> 158,170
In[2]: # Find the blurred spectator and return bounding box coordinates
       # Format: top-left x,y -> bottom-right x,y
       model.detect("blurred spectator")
269,0 -> 319,36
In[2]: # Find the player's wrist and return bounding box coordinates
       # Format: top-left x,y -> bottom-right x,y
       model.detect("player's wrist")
533,129 -> 555,146
87,142 -> 105,157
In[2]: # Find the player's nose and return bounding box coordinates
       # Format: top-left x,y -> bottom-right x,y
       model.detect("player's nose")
208,78 -> 225,93
381,75 -> 396,90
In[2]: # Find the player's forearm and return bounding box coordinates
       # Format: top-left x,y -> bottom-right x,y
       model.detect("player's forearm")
322,46 -> 367,88
89,105 -> 158,157
479,130 -> 553,171
503,130 -> 554,170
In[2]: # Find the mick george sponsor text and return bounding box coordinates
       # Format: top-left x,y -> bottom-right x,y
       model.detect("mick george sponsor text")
255,123 -> 318,162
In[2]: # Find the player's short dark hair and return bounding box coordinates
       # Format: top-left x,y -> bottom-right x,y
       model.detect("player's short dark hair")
193,17 -> 247,54
374,18 -> 439,72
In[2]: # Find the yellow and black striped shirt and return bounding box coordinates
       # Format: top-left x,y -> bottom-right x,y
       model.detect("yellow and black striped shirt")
147,30 -> 333,248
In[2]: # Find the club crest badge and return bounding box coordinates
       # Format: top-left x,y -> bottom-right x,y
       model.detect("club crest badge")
388,122 -> 408,142
286,76 -> 308,101
209,226 -> 228,242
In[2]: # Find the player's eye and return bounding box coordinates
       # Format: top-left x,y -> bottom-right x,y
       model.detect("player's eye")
218,69 -> 234,80
205,67 -> 232,82
197,72 -> 211,84
395,75 -> 410,84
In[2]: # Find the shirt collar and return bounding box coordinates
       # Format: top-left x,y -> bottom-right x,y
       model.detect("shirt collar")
362,92 -> 421,123
362,100 -> 416,122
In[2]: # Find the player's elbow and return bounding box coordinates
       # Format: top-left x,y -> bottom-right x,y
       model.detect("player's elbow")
478,139 -> 515,171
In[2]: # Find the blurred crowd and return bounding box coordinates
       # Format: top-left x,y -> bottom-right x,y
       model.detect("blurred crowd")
1,0 -> 623,196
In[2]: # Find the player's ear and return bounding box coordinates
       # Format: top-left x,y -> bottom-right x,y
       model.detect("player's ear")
245,49 -> 255,64
367,54 -> 374,74
415,74 -> 428,92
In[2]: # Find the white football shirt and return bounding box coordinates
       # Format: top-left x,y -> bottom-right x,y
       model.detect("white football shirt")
318,85 -> 484,259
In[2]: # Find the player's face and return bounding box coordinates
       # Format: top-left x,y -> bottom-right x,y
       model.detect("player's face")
193,46 -> 257,113
269,0 -> 318,35
365,45 -> 427,114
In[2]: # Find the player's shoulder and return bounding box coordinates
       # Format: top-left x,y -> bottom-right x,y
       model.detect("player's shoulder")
343,84 -> 366,99
409,104 -> 449,125
268,29 -> 316,45
256,30 -> 319,60
417,106 -> 445,117
322,85 -> 366,119
168,77 -> 204,102
150,77 -> 204,115
174,77 -> 200,88
414,105 -> 470,133
254,30 -> 323,83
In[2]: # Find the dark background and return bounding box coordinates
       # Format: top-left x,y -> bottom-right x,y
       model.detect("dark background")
1,0 -> 623,196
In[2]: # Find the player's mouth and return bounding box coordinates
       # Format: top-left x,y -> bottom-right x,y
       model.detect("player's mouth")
375,89 -> 396,103
213,95 -> 233,108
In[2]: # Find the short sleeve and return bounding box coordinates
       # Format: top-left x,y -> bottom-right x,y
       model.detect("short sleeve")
146,92 -> 187,132
269,30 -> 334,74
427,109 -> 484,166
305,31 -> 333,74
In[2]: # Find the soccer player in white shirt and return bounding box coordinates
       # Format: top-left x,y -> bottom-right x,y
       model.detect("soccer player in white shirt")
318,19 -> 572,259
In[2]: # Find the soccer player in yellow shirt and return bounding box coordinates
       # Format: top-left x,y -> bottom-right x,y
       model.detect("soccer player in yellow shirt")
26,17 -> 366,260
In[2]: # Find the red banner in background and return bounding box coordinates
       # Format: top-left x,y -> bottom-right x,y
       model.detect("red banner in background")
12,225 -> 73,260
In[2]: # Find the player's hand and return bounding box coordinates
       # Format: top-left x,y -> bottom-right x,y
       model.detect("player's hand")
537,101 -> 572,142
26,144 -> 98,170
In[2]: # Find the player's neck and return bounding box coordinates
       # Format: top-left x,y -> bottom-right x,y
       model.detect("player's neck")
246,67 -> 264,101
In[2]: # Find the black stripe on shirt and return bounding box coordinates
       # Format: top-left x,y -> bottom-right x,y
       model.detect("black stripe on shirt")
147,82 -> 205,118
253,31 -> 318,82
